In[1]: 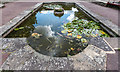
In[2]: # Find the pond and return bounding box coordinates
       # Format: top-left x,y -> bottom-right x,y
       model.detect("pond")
5,3 -> 110,57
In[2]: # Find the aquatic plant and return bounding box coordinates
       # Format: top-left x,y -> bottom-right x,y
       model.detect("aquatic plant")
61,19 -> 110,37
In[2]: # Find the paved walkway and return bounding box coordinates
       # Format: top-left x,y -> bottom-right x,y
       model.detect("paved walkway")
80,2 -> 119,26
0,2 -> 38,26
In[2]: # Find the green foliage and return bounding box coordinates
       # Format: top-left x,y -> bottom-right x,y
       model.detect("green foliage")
62,19 -> 110,37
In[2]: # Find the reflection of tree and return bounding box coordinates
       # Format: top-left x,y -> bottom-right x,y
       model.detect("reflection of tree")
60,4 -> 75,10
7,13 -> 37,37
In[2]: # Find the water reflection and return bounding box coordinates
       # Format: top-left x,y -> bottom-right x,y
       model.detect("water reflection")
27,25 -> 87,57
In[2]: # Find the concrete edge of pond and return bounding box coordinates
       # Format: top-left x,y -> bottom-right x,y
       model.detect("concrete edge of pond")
0,38 -> 107,70
75,2 -> 120,37
0,2 -> 119,37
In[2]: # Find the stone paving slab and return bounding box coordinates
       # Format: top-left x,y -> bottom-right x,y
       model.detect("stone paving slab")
67,45 -> 106,70
89,37 -> 115,53
107,50 -> 119,70
0,38 -> 107,70
104,38 -> 119,49
0,50 -> 10,66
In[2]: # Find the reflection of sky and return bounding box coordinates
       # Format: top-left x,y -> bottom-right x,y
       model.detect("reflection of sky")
35,25 -> 55,37
33,7 -> 78,34
67,7 -> 78,22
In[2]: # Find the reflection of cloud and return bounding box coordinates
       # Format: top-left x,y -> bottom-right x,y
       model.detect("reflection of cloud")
64,11 -> 71,14
67,13 -> 75,22
72,7 -> 78,12
67,7 -> 78,22
44,25 -> 55,37
35,25 -> 55,37
40,10 -> 54,14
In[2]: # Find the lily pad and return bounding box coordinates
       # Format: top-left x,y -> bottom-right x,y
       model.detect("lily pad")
61,19 -> 110,37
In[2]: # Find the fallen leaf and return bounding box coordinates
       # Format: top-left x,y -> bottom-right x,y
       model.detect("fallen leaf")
61,30 -> 67,33
71,48 -> 74,51
81,38 -> 87,43
77,35 -> 82,39
67,33 -> 72,36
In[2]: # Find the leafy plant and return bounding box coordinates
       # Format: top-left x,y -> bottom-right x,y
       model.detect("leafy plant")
61,19 -> 110,37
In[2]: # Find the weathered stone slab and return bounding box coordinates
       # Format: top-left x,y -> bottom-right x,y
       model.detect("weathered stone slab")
89,37 -> 115,53
1,44 -> 107,70
68,45 -> 107,70
0,38 -> 27,51
104,38 -> 119,50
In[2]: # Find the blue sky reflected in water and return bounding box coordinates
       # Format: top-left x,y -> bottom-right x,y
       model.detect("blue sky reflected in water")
33,8 -> 78,34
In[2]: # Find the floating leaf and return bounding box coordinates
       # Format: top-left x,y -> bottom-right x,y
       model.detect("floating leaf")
81,38 -> 87,43
77,35 -> 82,39
32,33 -> 42,38
19,27 -> 24,29
14,27 -> 24,31
14,28 -> 19,31
61,30 -> 67,33
67,54 -> 71,57
71,48 -> 74,51
68,30 -> 72,33
67,33 -> 72,36
99,30 -> 105,34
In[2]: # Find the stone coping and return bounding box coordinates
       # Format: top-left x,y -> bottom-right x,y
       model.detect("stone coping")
0,2 -> 119,37
0,38 -> 107,70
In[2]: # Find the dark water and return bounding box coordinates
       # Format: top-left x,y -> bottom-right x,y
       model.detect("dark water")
6,3 -> 108,57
